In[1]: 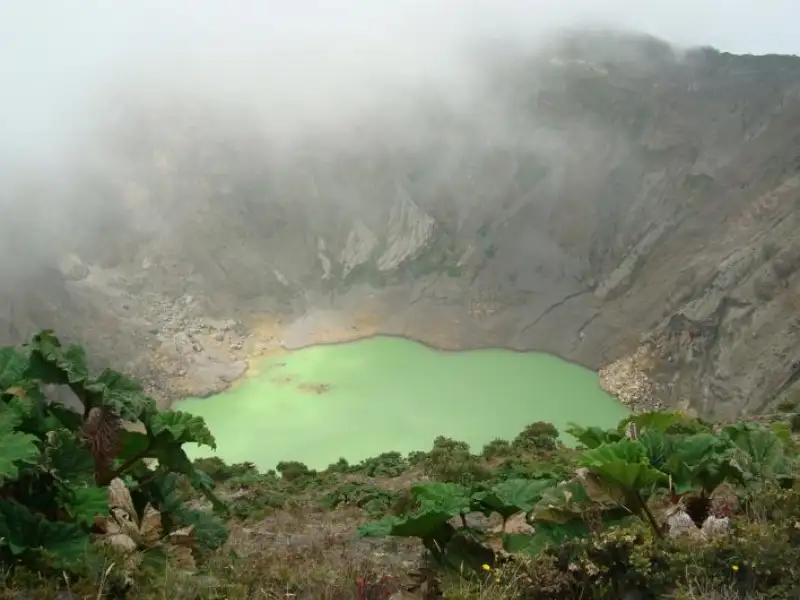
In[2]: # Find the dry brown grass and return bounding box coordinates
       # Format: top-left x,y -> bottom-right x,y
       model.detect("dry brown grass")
3,506 -> 796,600
1,506 -> 422,600
1,557 -> 539,600
670,576 -> 765,600
165,505 -> 422,599
0,495 -> 545,600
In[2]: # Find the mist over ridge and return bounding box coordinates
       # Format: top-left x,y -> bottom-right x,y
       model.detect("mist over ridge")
1,2 -> 799,420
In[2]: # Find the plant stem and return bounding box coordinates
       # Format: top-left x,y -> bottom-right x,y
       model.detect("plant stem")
634,492 -> 663,539
98,443 -> 153,486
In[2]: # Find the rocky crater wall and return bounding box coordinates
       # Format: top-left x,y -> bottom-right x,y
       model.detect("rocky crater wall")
2,34 -> 800,419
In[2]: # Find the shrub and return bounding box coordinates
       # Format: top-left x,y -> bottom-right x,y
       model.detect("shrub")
352,451 -> 409,477
424,436 -> 490,484
192,457 -> 258,482
482,438 -> 513,459
512,421 -> 560,452
323,482 -> 396,516
407,450 -> 427,466
505,514 -> 800,599
327,457 -> 350,473
276,460 -> 315,482
0,330 -> 227,577
362,411 -> 800,597
229,488 -> 289,519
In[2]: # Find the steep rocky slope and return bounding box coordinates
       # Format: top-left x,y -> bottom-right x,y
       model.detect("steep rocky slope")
2,32 -> 799,418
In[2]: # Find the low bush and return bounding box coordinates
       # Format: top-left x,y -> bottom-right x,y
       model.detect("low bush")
0,330 -> 227,590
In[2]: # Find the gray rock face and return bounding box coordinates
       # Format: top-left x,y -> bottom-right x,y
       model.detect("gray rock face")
2,33 -> 800,418
317,238 -> 332,280
340,221 -> 378,278
376,192 -> 436,272
57,254 -> 90,282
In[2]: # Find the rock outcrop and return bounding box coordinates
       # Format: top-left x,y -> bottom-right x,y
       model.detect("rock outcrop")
340,221 -> 378,278
376,192 -> 436,272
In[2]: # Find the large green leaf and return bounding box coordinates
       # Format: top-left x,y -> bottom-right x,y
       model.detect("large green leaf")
5,388 -> 44,418
46,404 -> 84,431
661,432 -> 741,495
0,346 -> 30,389
4,385 -> 51,436
672,433 -> 725,464
359,510 -> 458,540
0,499 -> 89,568
147,447 -> 227,514
578,439 -> 668,502
531,476 -> 631,527
57,345 -> 91,384
532,480 -> 594,524
40,429 -> 95,485
412,482 -> 472,514
359,482 -> 469,541
636,429 -> 676,471
503,520 -> 591,556
117,430 -> 151,460
149,411 -> 216,448
187,468 -> 228,514
565,423 -> 621,449
150,471 -> 186,514
358,516 -> 403,538
152,443 -> 195,475
0,405 -> 40,485
147,471 -> 229,547
473,479 -> 555,519
374,510 -> 456,540
26,331 -> 155,422
173,507 -> 229,549
59,485 -> 109,527
86,369 -> 155,421
722,422 -> 792,482
618,411 -> 687,435
26,331 -> 89,386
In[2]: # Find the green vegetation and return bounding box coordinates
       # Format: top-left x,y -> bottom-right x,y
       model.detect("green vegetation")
0,331 -> 227,588
3,331 -> 800,599
359,411 -> 793,560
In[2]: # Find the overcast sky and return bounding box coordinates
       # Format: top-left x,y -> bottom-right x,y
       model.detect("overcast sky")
0,0 -> 797,163
3,1 -> 797,58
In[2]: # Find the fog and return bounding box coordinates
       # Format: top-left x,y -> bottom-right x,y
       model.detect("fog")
0,0 -> 796,295
3,1 -> 797,159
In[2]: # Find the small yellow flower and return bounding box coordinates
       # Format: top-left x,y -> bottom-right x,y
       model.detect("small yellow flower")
481,564 -> 492,572
732,565 -> 740,572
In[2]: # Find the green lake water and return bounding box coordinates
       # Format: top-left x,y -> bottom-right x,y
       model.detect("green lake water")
178,336 -> 629,471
